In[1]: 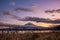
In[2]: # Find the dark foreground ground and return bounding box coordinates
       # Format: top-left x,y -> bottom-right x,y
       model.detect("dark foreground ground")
0,30 -> 60,40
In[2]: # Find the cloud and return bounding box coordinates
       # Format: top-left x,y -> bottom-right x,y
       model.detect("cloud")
45,10 -> 55,13
56,9 -> 60,13
2,10 -> 20,19
2,7 -> 33,19
15,7 -> 33,12
18,17 -> 60,24
3,11 -> 10,15
9,1 -> 16,6
45,9 -> 60,13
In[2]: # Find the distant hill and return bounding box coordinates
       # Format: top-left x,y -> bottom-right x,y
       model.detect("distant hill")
50,25 -> 60,30
0,22 -> 46,30
0,22 -> 60,30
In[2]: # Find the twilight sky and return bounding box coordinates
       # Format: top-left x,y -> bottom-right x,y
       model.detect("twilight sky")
0,0 -> 60,27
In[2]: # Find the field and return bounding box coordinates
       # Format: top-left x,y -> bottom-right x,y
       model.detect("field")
0,30 -> 60,40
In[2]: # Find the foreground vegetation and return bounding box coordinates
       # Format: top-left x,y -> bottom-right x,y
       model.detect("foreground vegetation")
0,30 -> 60,40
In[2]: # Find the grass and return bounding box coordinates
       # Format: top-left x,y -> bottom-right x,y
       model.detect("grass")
0,30 -> 60,40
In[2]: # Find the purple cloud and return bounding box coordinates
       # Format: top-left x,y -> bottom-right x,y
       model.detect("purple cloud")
45,9 -> 60,13
18,17 -> 60,24
2,10 -> 20,19
15,7 -> 33,12
9,1 -> 16,6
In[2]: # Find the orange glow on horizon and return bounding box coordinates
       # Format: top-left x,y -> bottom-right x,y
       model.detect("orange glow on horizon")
32,22 -> 60,28
32,22 -> 53,27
